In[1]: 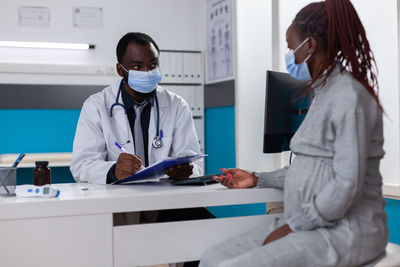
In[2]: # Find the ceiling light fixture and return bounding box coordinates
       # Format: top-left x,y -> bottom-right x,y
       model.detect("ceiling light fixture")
0,41 -> 95,50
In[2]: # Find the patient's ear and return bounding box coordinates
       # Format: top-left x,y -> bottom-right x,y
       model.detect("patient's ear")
307,37 -> 318,54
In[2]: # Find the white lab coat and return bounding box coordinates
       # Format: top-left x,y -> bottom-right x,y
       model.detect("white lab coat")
70,79 -> 203,184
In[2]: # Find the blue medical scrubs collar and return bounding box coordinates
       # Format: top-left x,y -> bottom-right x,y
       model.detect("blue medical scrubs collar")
109,80 -> 163,148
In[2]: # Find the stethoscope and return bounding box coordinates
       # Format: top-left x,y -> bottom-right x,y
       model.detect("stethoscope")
109,80 -> 163,149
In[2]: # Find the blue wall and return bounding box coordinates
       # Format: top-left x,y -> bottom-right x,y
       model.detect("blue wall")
0,109 -> 80,184
0,109 -> 80,153
205,106 -> 236,174
385,198 -> 400,245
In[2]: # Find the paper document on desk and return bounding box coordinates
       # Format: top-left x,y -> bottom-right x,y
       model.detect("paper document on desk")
112,154 -> 207,185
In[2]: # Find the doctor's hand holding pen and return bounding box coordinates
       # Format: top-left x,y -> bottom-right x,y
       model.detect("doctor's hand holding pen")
114,153 -> 144,180
164,164 -> 194,181
213,168 -> 258,189
114,142 -> 144,180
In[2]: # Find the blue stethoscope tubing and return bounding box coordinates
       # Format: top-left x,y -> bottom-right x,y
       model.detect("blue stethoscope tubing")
109,81 -> 163,148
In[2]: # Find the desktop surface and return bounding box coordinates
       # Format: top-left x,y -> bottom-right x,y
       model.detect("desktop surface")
0,183 -> 283,221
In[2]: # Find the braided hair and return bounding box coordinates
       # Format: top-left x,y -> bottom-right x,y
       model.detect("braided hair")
293,0 -> 382,110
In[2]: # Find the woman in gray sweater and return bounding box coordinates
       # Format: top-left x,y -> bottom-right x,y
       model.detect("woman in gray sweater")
200,0 -> 388,266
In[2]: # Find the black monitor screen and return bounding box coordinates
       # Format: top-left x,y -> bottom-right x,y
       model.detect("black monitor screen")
263,70 -> 312,153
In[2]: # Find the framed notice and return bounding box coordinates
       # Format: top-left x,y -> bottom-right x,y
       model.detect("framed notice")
73,7 -> 103,29
18,6 -> 51,28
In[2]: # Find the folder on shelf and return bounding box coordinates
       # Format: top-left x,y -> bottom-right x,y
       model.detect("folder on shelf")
112,154 -> 207,185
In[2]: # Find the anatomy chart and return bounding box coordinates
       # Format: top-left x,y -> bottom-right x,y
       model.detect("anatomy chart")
207,0 -> 233,82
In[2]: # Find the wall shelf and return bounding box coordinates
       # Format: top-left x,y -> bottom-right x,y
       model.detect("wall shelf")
0,153 -> 72,168
383,185 -> 400,199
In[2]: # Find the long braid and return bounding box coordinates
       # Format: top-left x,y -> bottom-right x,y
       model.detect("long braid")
294,0 -> 382,110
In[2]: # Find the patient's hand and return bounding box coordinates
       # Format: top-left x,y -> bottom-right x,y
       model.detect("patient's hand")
213,168 -> 258,189
262,224 -> 293,245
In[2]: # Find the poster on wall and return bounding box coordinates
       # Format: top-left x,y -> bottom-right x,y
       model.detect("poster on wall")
18,6 -> 50,28
207,0 -> 234,83
73,7 -> 103,29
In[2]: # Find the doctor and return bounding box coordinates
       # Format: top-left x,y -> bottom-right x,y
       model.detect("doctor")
70,32 -> 202,184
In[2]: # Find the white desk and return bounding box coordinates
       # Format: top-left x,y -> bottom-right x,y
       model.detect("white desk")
0,183 -> 283,267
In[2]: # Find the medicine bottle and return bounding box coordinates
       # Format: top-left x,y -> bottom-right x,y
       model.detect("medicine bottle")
34,161 -> 51,186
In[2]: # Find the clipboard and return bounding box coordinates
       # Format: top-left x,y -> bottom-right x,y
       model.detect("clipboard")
112,154 -> 207,185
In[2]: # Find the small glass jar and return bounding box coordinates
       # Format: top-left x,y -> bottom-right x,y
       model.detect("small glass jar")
33,161 -> 51,186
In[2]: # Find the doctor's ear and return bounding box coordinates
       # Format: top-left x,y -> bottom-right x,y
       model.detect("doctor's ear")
116,63 -> 124,77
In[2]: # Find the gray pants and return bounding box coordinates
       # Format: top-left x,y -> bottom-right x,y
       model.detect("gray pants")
199,219 -> 339,267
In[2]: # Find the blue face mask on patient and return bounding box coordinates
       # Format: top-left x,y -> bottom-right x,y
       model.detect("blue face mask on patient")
120,65 -> 162,94
285,37 -> 312,81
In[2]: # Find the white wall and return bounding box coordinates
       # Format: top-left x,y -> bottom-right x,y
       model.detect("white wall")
0,0 -> 206,85
236,0 -> 400,185
352,0 -> 400,186
235,0 -> 280,172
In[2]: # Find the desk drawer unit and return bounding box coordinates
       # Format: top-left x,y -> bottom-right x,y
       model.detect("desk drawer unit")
0,213 -> 113,267
113,214 -> 282,267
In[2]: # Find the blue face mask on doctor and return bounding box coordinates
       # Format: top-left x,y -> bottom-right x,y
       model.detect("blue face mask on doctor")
120,64 -> 162,93
285,37 -> 312,81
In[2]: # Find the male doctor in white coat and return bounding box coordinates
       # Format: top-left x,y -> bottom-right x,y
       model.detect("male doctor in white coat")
70,32 -> 203,185
71,34 -> 212,267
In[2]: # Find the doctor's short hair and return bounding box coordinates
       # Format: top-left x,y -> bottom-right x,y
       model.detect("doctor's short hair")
116,32 -> 160,63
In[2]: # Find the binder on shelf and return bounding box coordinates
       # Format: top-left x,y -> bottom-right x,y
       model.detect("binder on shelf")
159,52 -> 172,83
184,86 -> 196,114
112,154 -> 207,185
183,53 -> 195,83
194,85 -> 203,117
171,52 -> 183,83
193,53 -> 203,83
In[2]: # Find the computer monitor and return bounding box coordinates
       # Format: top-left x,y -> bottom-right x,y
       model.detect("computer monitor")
263,70 -> 312,153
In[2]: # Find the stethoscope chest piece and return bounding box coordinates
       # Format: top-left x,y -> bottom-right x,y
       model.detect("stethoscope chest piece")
152,137 -> 163,149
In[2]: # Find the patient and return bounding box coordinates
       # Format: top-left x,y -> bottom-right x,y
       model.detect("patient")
200,0 -> 388,266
